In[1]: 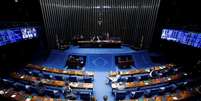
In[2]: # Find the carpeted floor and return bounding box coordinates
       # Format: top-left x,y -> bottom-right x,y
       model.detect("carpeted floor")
36,46 -> 158,101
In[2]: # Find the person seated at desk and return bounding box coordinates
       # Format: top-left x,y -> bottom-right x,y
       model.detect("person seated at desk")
107,71 -> 121,84
91,35 -> 101,42
63,81 -> 76,99
33,79 -> 45,95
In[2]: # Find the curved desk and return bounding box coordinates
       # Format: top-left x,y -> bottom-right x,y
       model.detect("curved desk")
0,88 -> 192,101
0,88 -> 77,101
120,90 -> 191,101
11,72 -> 93,89
109,64 -> 175,77
112,74 -> 181,89
26,64 -> 94,77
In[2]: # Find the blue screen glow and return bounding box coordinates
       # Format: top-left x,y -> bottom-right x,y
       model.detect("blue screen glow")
161,29 -> 201,48
0,27 -> 38,46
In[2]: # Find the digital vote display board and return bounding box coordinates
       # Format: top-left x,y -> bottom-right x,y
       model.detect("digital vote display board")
0,27 -> 38,47
161,29 -> 201,48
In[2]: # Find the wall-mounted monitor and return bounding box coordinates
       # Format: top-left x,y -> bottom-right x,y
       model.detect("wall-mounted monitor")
0,27 -> 39,47
161,29 -> 201,48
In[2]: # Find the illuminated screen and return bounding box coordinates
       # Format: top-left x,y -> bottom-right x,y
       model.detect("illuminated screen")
0,27 -> 38,46
21,28 -> 37,39
161,29 -> 201,48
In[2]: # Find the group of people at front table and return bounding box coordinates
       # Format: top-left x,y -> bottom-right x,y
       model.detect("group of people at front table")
73,33 -> 110,42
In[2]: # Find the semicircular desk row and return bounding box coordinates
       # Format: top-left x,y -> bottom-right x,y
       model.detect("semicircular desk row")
10,72 -> 94,89
109,64 -> 176,77
111,74 -> 182,89
26,64 -> 94,77
0,86 -> 194,101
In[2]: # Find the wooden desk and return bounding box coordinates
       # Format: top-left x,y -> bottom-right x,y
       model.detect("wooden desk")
166,90 -> 191,101
77,40 -> 122,48
109,64 -> 175,77
117,90 -> 192,101
26,64 -> 94,77
0,87 -> 77,101
111,74 -> 180,89
11,73 -> 94,89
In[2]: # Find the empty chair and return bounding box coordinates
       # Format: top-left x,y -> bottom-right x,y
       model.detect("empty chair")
176,81 -> 188,90
13,83 -> 26,91
158,87 -> 166,95
68,76 -> 77,82
164,84 -> 177,93
139,75 -> 150,80
44,89 -> 60,98
65,93 -> 77,100
162,69 -> 171,76
115,90 -> 127,100
117,77 -> 127,82
130,91 -> 144,99
32,71 -> 40,77
83,77 -> 93,83
79,91 -> 91,101
43,74 -> 52,79
27,86 -> 38,94
150,88 -> 160,96
144,89 -> 152,98
127,76 -> 137,82
2,78 -> 14,86
54,75 -> 64,81
23,69 -> 32,75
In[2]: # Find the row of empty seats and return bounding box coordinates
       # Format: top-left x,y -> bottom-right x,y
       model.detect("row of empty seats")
0,64 -> 96,101
107,64 -> 193,100
22,69 -> 94,83
26,64 -> 94,77
109,64 -> 176,77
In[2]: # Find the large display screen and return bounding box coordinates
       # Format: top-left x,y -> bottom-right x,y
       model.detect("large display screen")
0,27 -> 38,46
161,29 -> 201,48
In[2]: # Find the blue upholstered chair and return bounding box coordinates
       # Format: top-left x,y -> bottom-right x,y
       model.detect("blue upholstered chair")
54,75 -> 64,81
150,88 -> 160,96
68,76 -> 77,82
83,77 -> 93,83
13,83 -> 26,91
115,90 -> 127,100
32,71 -> 40,77
43,73 -> 52,79
139,75 -> 150,80
127,76 -> 137,82
44,89 -> 60,98
130,91 -> 144,99
144,89 -> 152,97
79,91 -> 91,100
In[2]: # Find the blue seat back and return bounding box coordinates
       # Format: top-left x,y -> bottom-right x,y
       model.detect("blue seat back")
115,91 -> 127,100
130,91 -> 144,99
68,77 -> 77,82
79,91 -> 91,100
55,75 -> 64,81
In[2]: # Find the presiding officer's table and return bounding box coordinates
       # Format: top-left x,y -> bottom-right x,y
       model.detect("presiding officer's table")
77,40 -> 122,48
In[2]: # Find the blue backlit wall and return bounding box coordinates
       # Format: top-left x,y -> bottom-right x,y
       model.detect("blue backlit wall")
161,29 -> 201,48
0,27 -> 38,47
